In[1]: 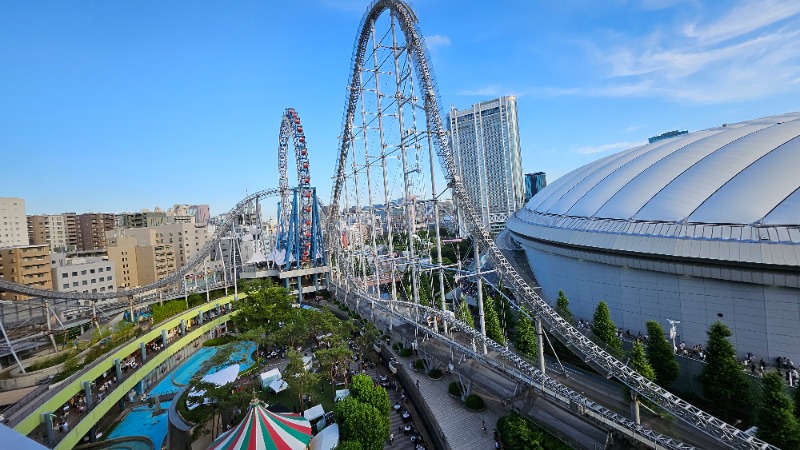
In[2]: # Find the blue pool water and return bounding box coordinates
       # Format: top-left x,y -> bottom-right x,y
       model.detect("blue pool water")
107,340 -> 258,445
148,347 -> 218,396
208,341 -> 257,374
107,402 -> 170,449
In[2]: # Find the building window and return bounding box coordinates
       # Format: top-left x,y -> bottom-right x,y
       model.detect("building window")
72,271 -> 77,276
90,268 -> 95,273
62,273 -> 68,278
98,267 -> 103,272
81,270 -> 86,275
62,283 -> 68,289
82,280 -> 87,285
99,277 -> 104,282
72,282 -> 78,287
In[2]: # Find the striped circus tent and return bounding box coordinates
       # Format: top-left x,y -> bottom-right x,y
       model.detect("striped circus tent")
208,400 -> 312,450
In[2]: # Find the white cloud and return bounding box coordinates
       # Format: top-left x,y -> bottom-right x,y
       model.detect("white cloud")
425,34 -> 451,50
577,141 -> 646,154
683,0 -> 800,44
585,0 -> 800,103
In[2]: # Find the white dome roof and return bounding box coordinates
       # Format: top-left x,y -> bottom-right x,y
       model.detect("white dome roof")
526,112 -> 800,226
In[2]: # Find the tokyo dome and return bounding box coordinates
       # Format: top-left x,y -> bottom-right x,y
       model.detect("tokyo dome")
506,112 -> 800,362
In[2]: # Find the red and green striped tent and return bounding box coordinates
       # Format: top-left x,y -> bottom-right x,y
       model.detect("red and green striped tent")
208,401 -> 312,450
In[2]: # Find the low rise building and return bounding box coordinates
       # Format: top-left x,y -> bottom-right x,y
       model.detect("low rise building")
0,244 -> 52,300
51,253 -> 117,296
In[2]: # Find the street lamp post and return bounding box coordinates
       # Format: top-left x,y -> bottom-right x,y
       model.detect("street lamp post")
667,319 -> 680,353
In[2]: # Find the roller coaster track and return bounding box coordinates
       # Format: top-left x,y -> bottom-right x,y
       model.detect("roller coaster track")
329,1 -> 774,449
334,281 -> 697,450
0,188 -> 280,301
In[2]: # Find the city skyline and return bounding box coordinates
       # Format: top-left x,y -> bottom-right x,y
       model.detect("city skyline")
2,0 -> 799,218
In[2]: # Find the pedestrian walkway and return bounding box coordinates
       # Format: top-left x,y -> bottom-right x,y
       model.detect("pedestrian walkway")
418,371 -> 501,449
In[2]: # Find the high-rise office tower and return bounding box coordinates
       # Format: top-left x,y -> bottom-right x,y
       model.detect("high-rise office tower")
449,96 -> 524,234
524,172 -> 547,202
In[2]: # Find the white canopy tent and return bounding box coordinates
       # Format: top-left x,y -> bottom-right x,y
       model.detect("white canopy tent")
268,379 -> 289,393
308,424 -> 339,450
334,389 -> 349,403
259,368 -> 282,388
303,404 -> 325,421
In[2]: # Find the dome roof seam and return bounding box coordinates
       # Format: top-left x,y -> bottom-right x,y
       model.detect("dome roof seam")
686,132 -> 800,223
631,123 -> 775,221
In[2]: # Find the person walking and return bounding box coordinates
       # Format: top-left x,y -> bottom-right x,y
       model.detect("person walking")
482,420 -> 487,435
390,432 -> 394,444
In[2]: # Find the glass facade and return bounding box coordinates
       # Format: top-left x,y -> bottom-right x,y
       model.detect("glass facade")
448,96 -> 524,235
524,172 -> 547,202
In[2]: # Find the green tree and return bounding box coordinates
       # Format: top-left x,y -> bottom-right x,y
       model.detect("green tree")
554,290 -> 575,325
483,296 -> 506,345
514,313 -> 537,360
335,396 -> 389,450
349,374 -> 390,425
756,372 -> 800,449
795,380 -> 800,421
630,340 -> 656,381
591,301 -> 621,353
698,321 -> 751,420
645,321 -> 679,386
456,296 -> 474,329
354,322 -> 381,371
335,441 -> 363,450
316,344 -> 354,399
284,350 -> 320,411
497,413 -> 544,450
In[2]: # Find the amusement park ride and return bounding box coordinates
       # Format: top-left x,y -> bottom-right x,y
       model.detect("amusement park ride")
270,107 -> 328,300
0,1 -> 781,449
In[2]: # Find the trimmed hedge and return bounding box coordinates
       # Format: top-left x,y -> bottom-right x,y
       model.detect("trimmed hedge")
498,412 -> 572,450
464,394 -> 485,411
392,342 -> 403,351
427,368 -> 442,380
448,381 -> 464,397
413,358 -> 427,371
202,335 -> 237,347
399,348 -> 413,358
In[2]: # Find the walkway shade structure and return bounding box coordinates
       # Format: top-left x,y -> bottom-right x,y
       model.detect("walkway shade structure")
208,400 -> 312,450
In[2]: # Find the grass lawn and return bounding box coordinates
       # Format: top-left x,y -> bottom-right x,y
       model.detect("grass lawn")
260,378 -> 338,415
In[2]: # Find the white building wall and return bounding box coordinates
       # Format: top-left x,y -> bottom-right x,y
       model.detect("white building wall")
0,197 -> 28,247
449,96 -> 524,235
52,257 -> 117,295
524,245 -> 800,364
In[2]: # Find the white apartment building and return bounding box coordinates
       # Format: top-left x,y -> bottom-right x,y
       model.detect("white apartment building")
51,253 -> 117,296
0,197 -> 29,247
449,96 -> 524,235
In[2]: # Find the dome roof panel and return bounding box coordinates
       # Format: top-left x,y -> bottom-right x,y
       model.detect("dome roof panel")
598,125 -> 768,220
566,130 -> 718,219
763,187 -> 800,225
689,134 -> 800,224
529,150 -> 627,213
542,142 -> 653,215
636,120 -> 800,222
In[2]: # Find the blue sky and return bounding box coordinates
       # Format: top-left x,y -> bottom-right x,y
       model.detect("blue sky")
2,0 -> 799,219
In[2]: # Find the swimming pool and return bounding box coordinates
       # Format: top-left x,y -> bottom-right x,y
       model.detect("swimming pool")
148,347 -> 218,396
207,341 -> 257,374
98,438 -> 153,450
106,402 -> 170,449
